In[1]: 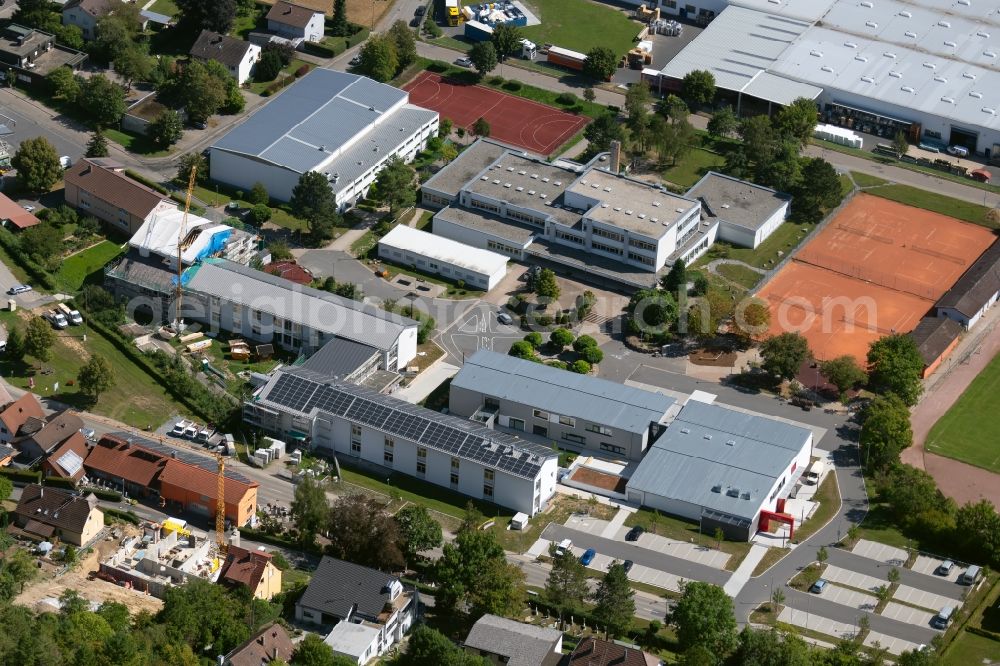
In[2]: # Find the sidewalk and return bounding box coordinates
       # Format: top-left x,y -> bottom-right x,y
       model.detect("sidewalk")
723,543 -> 770,597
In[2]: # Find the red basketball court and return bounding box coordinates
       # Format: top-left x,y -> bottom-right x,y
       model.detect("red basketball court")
403,71 -> 589,155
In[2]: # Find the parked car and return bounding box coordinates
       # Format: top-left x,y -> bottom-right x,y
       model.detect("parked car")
622,559 -> 634,573
183,424 -> 199,439
455,56 -> 473,67
961,565 -> 981,585
931,606 -> 954,629
415,5 -> 426,15
350,54 -> 362,66
7,284 -> 31,295
59,156 -> 72,169
625,525 -> 644,542
79,427 -> 96,441
44,310 -> 68,330
410,15 -> 421,26
196,428 -> 212,443
171,420 -> 191,437
192,121 -> 208,130
555,538 -> 572,556
936,560 -> 955,576
946,145 -> 969,157
21,204 -> 34,213
810,579 -> 828,594
497,312 -> 513,325
580,548 -> 596,566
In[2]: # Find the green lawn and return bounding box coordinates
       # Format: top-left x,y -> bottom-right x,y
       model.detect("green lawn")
55,241 -> 124,292
791,473 -> 840,543
662,148 -> 726,188
103,128 -> 172,157
850,171 -> 888,188
715,263 -> 763,290
189,183 -> 310,232
943,631 -> 1000,665
246,60 -> 313,96
709,220 -> 818,271
926,350 -> 1000,473
0,314 -> 184,427
147,0 -> 178,16
520,0 -> 640,55
863,184 -> 996,228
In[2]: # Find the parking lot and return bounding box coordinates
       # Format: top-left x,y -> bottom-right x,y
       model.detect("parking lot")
778,606 -> 856,640
822,565 -> 883,592
880,602 -> 939,629
893,584 -> 959,612
863,631 -> 924,656
911,555 -> 964,582
822,583 -> 877,611
852,539 -> 909,566
611,525 -> 731,569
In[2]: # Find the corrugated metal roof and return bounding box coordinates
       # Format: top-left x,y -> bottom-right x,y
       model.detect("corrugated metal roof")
742,70 -> 822,104
379,225 -> 509,276
184,259 -> 416,351
451,350 -> 674,434
731,0 -> 836,22
626,400 -> 811,520
212,69 -> 409,173
295,337 -> 379,380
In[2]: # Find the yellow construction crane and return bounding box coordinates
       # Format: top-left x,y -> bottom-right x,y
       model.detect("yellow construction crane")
216,452 -> 227,555
175,165 -> 197,329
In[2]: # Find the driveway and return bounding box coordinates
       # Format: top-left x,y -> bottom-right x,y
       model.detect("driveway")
436,301 -> 524,363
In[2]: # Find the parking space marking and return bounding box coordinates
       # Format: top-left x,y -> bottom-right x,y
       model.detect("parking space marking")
864,631 -> 923,656
823,565 -> 883,592
893,584 -> 961,612
565,514 -> 611,535
880,602 -> 938,629
911,555 -> 963,582
852,539 -> 908,566
632,532 -> 731,570
588,553 -> 616,573
630,563 -> 684,593
778,606 -> 856,640
824,583 -> 878,611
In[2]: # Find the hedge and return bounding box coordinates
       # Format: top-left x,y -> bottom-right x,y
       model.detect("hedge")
124,169 -> 169,195
239,526 -> 322,554
0,468 -> 42,485
42,476 -> 76,490
86,487 -> 123,502
104,508 -> 141,524
0,228 -> 57,291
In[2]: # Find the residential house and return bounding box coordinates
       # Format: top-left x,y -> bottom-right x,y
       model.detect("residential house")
462,614 -> 563,666
64,158 -> 177,236
12,484 -> 104,546
296,556 -> 416,660
84,434 -> 169,498
0,393 -> 45,444
217,545 -> 282,600
565,637 -> 659,666
158,457 -> 259,527
62,0 -> 147,40
449,350 -> 675,461
40,432 -> 89,482
263,260 -> 313,285
221,623 -> 294,666
0,192 -> 40,230
0,25 -> 87,84
266,1 -> 325,43
189,30 -> 261,86
0,443 -> 15,467
14,410 -> 85,466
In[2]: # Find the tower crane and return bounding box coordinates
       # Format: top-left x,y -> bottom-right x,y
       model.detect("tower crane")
174,165 -> 197,330
216,452 -> 227,555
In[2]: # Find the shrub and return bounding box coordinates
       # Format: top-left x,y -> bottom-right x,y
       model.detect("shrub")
581,345 -> 604,365
249,204 -> 272,225
571,359 -> 591,374
294,64 -> 310,77
556,92 -> 577,105
573,335 -> 598,353
88,488 -> 123,502
0,468 -> 42,485
104,508 -> 140,525
502,81 -> 521,91
489,76 -> 504,85
42,476 -> 76,490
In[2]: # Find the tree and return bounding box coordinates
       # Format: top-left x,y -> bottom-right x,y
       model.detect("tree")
661,258 -> 687,295
250,182 -> 269,205
291,633 -> 355,666
158,578 -> 261,654
817,546 -> 828,564
2,548 -> 38,594
897,648 -> 942,666
955,500 -> 1000,566
524,332 -> 543,348
774,97 -> 818,147
707,106 -> 738,139
359,34 -> 399,83
327,494 -> 404,571
290,475 -> 328,547
682,69 -> 716,106
544,553 -> 589,627
859,393 -> 912,471
629,288 -> 678,333
86,129 -> 110,158
892,130 -> 909,158
19,224 -> 62,268
791,157 -> 843,223
491,23 -> 522,62
535,268 -> 560,300
882,464 -> 956,535
4,326 -> 24,364
583,46 -> 617,81
888,567 -> 901,584
472,117 -> 491,137
732,298 -> 770,345
165,60 -> 227,124
655,116 -> 697,166
584,113 -> 625,152
441,142 -> 458,163
12,136 -> 62,193
732,627 -> 811,666
819,355 -> 867,395
625,81 -> 652,139
573,335 -> 598,353
508,340 -> 536,360
396,504 -> 443,562
149,110 -> 184,147
755,139 -> 801,192
46,66 -> 80,102
583,87 -> 596,103
113,45 -> 154,92
571,359 -> 591,374
469,40 -> 498,76
78,354 -> 115,403
660,94 -> 689,123
388,21 -> 417,68
291,171 -> 338,223
550,327 -> 574,349
255,49 -> 284,82
249,204 -> 272,225
175,154 -> 207,186
396,625 -> 489,666
176,0 -> 237,32
867,334 -> 924,406
593,561 -> 635,636
671,581 -> 738,656
760,332 -> 811,380
372,156 -> 417,215
0,476 -> 11,503
79,74 -> 127,127
330,0 -> 349,35
580,345 -> 604,365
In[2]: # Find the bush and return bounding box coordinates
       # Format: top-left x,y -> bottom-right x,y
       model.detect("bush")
556,92 -> 577,105
488,76 -> 504,85
42,476 -> 77,490
88,488 -> 123,502
0,468 -> 42,485
581,345 -> 604,365
104,508 -> 141,525
249,204 -> 272,225
303,41 -> 335,58
571,359 -> 591,374
502,81 -> 521,91
294,64 -> 310,77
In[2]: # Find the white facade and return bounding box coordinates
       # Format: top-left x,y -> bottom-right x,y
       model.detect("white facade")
269,11 -> 324,42
61,4 -> 100,40
938,293 -> 999,330
431,213 -> 533,261
325,623 -> 380,665
232,42 -> 261,85
377,225 -> 508,291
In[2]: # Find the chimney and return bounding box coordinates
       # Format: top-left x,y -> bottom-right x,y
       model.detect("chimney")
609,140 -> 622,173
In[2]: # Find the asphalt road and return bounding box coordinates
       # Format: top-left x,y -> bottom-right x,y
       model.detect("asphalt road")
435,301 -> 523,364
541,523 -> 730,588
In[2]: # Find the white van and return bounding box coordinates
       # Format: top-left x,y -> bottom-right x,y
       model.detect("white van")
961,565 -> 981,585
805,460 -> 825,485
556,538 -> 573,556
931,606 -> 954,629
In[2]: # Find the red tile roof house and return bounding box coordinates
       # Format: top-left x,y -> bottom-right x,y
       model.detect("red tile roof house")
41,432 -> 90,482
63,158 -> 177,236
217,545 -> 282,600
0,192 -> 40,230
83,434 -> 168,499
0,393 -> 45,444
220,622 -> 294,666
263,260 -> 313,285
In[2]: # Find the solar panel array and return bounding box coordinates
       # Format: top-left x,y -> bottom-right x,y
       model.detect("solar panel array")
258,371 -> 555,479
107,432 -> 253,484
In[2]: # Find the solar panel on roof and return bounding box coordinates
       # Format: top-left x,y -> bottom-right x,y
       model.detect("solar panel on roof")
57,450 -> 83,477
307,385 -> 356,416
345,399 -> 393,429
267,374 -> 319,411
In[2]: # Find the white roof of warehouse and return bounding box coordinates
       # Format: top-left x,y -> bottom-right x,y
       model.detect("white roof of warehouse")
130,209 -> 230,265
378,224 -> 509,277
731,0 -> 836,22
657,6 -> 822,105
626,399 -> 811,521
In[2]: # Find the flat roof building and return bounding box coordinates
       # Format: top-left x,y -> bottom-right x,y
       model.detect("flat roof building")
449,350 -> 675,461
626,395 -> 812,540
210,69 -> 438,207
935,240 -> 1000,329
686,171 -> 790,249
378,224 -> 509,291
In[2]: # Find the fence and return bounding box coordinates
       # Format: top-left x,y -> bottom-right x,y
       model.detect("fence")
792,250 -> 939,301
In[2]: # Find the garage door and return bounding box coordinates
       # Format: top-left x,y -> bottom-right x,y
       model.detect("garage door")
949,127 -> 978,152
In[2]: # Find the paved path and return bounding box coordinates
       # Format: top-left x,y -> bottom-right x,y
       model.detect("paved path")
599,506 -> 634,539
723,543 -> 770,597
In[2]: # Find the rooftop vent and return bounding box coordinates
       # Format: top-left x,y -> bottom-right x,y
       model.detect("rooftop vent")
889,70 -> 901,78
726,439 -> 736,446
721,203 -> 731,209
904,30 -> 916,38
970,91 -> 983,99
516,186 -> 524,191
711,484 -> 723,493
591,183 -> 599,189
542,177 -> 549,182
810,49 -> 823,57
865,20 -> 878,28
821,65 -> 834,72
528,190 -> 535,195
938,20 -> 951,28
726,487 -> 740,498
964,72 -> 977,79
638,213 -> 646,219
603,187 -> 612,192
554,181 -> 562,186
901,85 -> 914,93
923,62 -> 936,68
613,206 -> 622,211
861,75 -> 875,83
530,173 -> 539,179
855,55 -> 868,62
625,209 -> 633,215
898,10 -> 911,17
703,434 -> 712,440
978,30 -> 990,38
844,41 -> 858,48
492,179 -> 501,184
958,0 -> 970,5
601,203 -> 609,208
652,201 -> 660,207
941,96 -> 955,103
944,41 -> 957,49
675,207 -> 685,213
934,75 -> 947,82
883,51 -> 896,58
986,51 -> 998,58
860,0 -> 872,7
983,107 -> 996,115
680,427 -> 690,434
741,491 -> 752,500
504,183 -> 511,188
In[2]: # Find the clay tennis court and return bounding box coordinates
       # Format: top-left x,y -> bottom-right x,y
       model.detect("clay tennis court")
403,71 -> 589,155
757,194 -> 996,361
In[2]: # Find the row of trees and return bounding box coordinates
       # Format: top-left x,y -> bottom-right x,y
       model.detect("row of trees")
357,21 -> 418,83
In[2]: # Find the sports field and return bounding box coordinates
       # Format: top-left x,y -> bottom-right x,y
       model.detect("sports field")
756,194 -> 996,362
925,349 -> 1000,474
403,71 -> 588,155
